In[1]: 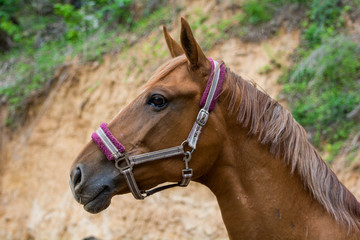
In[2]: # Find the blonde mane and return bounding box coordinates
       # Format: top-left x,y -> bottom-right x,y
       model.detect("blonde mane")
223,67 -> 360,231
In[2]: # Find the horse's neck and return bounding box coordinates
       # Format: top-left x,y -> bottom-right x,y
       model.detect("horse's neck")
201,121 -> 357,240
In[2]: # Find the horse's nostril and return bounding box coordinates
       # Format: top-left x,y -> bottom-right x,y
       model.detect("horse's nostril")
72,166 -> 82,189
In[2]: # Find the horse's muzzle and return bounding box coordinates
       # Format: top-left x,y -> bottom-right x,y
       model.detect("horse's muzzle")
69,163 -> 114,213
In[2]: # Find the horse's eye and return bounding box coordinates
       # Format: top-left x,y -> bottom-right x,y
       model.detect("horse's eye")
147,94 -> 168,110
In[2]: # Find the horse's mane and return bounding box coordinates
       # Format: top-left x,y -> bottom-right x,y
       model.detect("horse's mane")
145,55 -> 360,229
224,67 -> 360,231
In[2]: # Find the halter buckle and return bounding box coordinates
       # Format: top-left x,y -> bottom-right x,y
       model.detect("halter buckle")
115,154 -> 132,172
196,109 -> 209,126
182,169 -> 193,178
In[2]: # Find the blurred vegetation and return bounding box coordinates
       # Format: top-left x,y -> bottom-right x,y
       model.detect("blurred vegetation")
206,0 -> 359,160
0,0 -> 173,126
208,0 -> 360,159
279,0 -> 360,161
238,0 -> 310,25
282,37 -> 360,143
1,0 -> 359,162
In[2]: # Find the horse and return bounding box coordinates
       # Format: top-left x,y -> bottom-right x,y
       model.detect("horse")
69,18 -> 360,239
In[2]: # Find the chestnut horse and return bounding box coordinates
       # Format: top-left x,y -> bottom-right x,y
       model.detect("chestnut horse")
70,18 -> 360,239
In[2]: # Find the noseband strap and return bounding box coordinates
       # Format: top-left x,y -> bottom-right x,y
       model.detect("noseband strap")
92,123 -> 125,161
91,58 -> 225,199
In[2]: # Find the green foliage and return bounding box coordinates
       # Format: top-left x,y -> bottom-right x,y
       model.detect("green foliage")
239,0 -> 311,25
279,0 -> 360,160
278,0 -> 360,158
54,0 -> 133,41
0,40 -> 67,118
302,0 -> 345,47
0,0 -> 22,42
189,8 -> 209,31
54,3 -> 82,40
0,0 -> 19,16
281,36 -> 360,147
325,141 -> 343,163
131,6 -> 172,35
241,0 -> 273,25
96,0 -> 133,24
0,18 -> 21,41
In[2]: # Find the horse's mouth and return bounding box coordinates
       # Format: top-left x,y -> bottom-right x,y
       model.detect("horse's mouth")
83,186 -> 112,214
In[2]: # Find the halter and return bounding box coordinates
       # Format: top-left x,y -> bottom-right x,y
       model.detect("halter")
91,58 -> 225,199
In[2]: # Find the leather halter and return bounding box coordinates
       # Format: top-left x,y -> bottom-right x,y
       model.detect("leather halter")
91,59 -> 225,199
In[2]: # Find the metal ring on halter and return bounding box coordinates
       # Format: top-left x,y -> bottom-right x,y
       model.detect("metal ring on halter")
181,140 -> 195,154
115,154 -> 132,172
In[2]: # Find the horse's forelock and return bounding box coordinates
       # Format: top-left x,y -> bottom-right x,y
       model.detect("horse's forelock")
145,55 -> 187,87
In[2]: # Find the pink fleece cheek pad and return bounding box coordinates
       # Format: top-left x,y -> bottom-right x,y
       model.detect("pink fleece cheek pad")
91,123 -> 126,161
199,58 -> 226,111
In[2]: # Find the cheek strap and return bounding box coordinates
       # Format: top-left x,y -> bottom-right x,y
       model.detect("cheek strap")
187,59 -> 226,149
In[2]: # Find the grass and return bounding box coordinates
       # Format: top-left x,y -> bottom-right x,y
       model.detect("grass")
282,36 -> 360,145
131,6 -> 173,36
0,27 -> 119,126
239,0 -> 311,25
239,0 -> 274,25
279,0 -> 360,161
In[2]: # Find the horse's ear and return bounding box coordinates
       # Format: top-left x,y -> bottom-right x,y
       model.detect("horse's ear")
163,26 -> 184,58
180,17 -> 208,69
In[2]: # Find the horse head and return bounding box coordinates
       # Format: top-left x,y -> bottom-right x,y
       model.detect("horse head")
69,18 -> 225,213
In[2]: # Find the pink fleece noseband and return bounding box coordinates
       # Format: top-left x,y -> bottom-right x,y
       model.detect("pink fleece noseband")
91,123 -> 125,161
